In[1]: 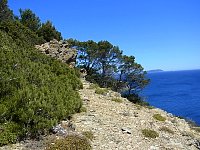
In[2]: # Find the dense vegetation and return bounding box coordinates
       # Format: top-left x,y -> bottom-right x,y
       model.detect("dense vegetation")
0,0 -> 82,146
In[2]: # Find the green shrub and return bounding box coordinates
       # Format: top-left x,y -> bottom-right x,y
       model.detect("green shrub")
142,129 -> 159,138
0,20 -> 45,45
111,98 -> 123,103
82,131 -> 94,141
88,83 -> 99,89
79,107 -> 87,113
0,122 -> 22,146
146,106 -> 155,109
46,134 -> 91,150
159,127 -> 174,134
153,114 -> 166,122
95,88 -> 108,95
123,94 -> 149,106
0,30 -> 82,144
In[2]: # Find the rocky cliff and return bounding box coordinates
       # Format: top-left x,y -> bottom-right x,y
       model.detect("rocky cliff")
35,39 -> 77,68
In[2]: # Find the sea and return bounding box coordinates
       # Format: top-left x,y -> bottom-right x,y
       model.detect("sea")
142,69 -> 200,125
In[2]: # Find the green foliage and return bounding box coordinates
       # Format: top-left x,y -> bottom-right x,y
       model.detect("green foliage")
95,88 -> 109,95
123,94 -> 149,106
153,114 -> 166,122
0,122 -> 22,146
82,131 -> 94,141
37,20 -> 62,42
79,106 -> 87,113
142,129 -> 159,138
19,9 -> 41,32
118,55 -> 150,94
159,126 -> 174,134
145,105 -> 155,109
111,98 -> 123,103
0,0 -> 13,22
0,30 -> 82,144
69,39 -> 149,102
89,83 -> 99,89
0,20 -> 45,45
46,135 -> 92,150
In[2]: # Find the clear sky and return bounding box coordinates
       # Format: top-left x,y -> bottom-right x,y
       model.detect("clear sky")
8,0 -> 200,71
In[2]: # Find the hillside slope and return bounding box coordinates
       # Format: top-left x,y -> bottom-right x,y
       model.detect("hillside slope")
72,79 -> 200,150
1,78 -> 200,149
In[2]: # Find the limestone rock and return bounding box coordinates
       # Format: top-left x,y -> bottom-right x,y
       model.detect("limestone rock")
35,39 -> 77,68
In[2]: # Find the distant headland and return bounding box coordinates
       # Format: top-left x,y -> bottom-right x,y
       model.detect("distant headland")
147,69 -> 164,73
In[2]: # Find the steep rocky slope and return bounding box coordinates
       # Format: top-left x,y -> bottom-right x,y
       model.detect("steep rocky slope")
1,79 -> 200,150
72,79 -> 200,150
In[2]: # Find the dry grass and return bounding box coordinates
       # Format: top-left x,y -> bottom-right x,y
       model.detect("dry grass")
46,134 -> 91,150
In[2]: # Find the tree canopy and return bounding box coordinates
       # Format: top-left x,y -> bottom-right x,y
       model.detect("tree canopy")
0,0 -> 13,22
37,20 -> 62,42
18,8 -> 41,32
68,39 -> 149,97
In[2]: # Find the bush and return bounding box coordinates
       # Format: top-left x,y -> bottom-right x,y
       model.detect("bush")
153,114 -> 166,122
159,127 -> 174,134
95,88 -> 108,95
88,83 -> 99,89
0,30 -> 82,145
142,129 -> 159,138
123,94 -> 149,106
0,122 -> 22,146
79,107 -> 87,113
0,20 -> 45,45
111,98 -> 123,103
46,134 -> 91,150
145,106 -> 155,109
82,131 -> 94,141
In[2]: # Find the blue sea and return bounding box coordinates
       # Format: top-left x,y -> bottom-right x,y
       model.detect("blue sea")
142,69 -> 200,125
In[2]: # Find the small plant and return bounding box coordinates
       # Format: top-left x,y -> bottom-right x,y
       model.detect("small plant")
82,131 -> 94,141
0,122 -> 20,146
192,127 -> 200,133
95,88 -> 108,95
123,94 -> 149,106
160,126 -> 174,134
153,114 -> 166,122
142,129 -> 159,138
88,83 -> 99,89
111,98 -> 123,103
146,106 -> 155,109
46,134 -> 91,150
79,106 -> 87,113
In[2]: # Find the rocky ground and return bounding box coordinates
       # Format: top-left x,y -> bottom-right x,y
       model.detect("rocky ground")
1,79 -> 200,150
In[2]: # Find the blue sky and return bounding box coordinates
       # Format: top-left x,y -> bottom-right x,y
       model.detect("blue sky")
8,0 -> 200,71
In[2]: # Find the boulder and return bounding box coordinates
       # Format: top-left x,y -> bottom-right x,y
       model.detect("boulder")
35,39 -> 77,67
